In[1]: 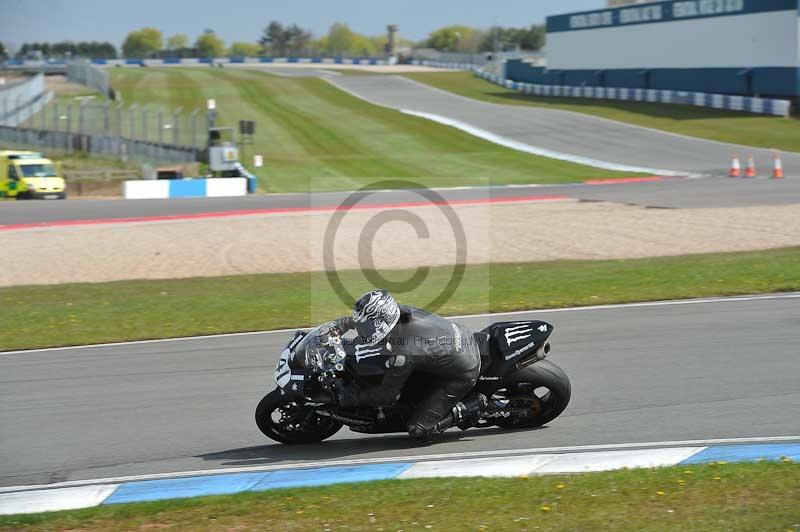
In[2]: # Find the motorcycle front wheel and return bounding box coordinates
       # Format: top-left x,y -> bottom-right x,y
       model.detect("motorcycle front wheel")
255,389 -> 343,444
493,360 -> 572,429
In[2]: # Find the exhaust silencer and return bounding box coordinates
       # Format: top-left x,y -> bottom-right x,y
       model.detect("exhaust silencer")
515,342 -> 551,370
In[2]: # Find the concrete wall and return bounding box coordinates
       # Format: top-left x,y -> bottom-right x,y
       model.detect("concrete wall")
122,178 -> 248,200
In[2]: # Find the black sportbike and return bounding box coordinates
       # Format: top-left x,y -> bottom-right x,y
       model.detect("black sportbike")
255,320 -> 571,444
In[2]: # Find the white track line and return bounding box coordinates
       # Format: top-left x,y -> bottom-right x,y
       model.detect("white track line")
398,75 -> 800,156
326,76 -> 690,177
2,292 -> 798,356
1,436 -> 797,494
401,109 -> 689,177
454,292 -> 800,319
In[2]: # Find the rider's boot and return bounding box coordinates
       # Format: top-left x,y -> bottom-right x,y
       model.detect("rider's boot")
456,393 -> 489,430
434,393 -> 488,432
409,394 -> 488,442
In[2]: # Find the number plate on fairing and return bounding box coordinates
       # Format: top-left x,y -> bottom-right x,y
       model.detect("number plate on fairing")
274,348 -> 292,387
274,331 -> 306,387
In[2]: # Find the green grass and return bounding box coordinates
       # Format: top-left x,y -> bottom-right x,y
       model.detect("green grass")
404,71 -> 800,152
107,67 -> 637,192
2,462 -> 797,531
2,247 -> 799,351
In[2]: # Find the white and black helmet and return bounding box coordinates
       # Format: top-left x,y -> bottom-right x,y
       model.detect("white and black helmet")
352,290 -> 400,346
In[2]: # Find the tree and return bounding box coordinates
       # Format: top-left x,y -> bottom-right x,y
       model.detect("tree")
98,42 -> 118,59
370,35 -> 388,55
167,34 -> 189,51
122,27 -> 163,58
13,40 -> 116,58
260,21 -> 288,55
479,25 -> 545,52
284,24 -> 312,55
312,36 -> 329,56
229,42 -> 261,57
195,30 -> 225,57
325,22 -> 355,55
349,34 -> 377,57
426,25 -> 480,52
518,25 -> 545,51
259,21 -> 314,56
0,41 -> 6,59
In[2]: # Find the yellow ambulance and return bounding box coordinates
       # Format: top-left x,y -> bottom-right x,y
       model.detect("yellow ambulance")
0,150 -> 67,199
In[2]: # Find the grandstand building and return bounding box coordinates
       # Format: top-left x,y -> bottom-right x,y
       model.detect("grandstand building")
607,0 -> 657,6
506,0 -> 800,101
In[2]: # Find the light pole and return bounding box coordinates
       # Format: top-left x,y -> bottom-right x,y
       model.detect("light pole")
207,98 -> 217,129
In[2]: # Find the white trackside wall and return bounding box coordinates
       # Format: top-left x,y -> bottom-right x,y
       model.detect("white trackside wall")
547,2 -> 800,70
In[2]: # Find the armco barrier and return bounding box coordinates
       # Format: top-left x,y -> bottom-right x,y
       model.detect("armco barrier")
413,61 -> 791,117
493,75 -> 792,117
3,57 -> 392,69
123,178 -> 247,199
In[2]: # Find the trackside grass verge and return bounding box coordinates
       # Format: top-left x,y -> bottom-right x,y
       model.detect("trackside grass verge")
403,71 -> 800,153
1,462 -> 797,531
1,247 -> 799,351
107,68 -> 638,192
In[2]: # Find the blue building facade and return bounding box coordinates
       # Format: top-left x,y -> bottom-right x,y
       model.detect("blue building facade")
507,0 -> 800,99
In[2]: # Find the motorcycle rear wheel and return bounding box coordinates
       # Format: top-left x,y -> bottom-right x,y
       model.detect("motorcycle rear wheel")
493,360 -> 571,429
255,390 -> 343,444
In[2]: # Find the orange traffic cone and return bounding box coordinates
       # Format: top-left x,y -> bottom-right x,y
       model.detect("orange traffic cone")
729,156 -> 741,177
773,151 -> 784,179
745,155 -> 757,178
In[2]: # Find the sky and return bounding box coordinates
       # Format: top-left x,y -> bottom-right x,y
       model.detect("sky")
0,0 -> 605,51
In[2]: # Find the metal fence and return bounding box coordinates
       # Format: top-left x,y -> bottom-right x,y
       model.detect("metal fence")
0,125 -> 200,164
0,73 -> 53,127
66,62 -> 110,97
1,73 -> 205,163
21,99 -> 207,149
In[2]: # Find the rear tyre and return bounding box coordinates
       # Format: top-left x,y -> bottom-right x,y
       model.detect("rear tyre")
255,389 -> 343,444
494,360 -> 571,429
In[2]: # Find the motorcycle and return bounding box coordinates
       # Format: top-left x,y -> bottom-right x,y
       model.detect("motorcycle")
255,319 -> 571,444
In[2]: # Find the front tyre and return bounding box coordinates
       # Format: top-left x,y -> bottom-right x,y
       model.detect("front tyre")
494,360 -> 571,429
255,389 -> 343,444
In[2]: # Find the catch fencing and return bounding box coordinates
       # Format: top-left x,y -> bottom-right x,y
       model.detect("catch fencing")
1,72 -> 203,163
21,98 -> 208,149
0,73 -> 54,127
66,62 -> 110,97
0,126 -> 199,164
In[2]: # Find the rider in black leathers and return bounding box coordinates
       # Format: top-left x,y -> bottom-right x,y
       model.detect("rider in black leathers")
332,290 -> 486,440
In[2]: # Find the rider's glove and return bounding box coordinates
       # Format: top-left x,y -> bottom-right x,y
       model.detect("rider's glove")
329,316 -> 355,336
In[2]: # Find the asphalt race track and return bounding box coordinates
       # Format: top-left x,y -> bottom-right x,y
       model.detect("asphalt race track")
2,294 -> 798,488
3,176 -> 800,226
330,75 -> 800,177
